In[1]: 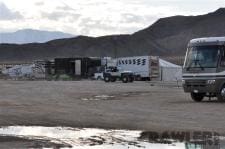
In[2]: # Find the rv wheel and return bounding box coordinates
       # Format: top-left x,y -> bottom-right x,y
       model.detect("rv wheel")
104,76 -> 110,82
217,86 -> 225,102
191,92 -> 204,102
122,76 -> 129,83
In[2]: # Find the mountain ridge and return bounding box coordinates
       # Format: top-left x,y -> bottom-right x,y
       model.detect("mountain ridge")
0,29 -> 74,44
0,8 -> 225,63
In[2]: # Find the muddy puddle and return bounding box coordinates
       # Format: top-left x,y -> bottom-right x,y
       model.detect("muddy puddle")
81,92 -> 149,101
0,126 -> 223,148
81,95 -> 115,101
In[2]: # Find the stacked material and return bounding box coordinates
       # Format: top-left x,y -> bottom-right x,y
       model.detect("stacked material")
2,64 -> 34,77
2,60 -> 47,79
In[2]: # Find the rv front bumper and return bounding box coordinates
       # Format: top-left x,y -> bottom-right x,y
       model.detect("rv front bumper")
182,79 -> 223,94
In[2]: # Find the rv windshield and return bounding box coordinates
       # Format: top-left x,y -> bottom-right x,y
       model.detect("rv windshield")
184,45 -> 220,69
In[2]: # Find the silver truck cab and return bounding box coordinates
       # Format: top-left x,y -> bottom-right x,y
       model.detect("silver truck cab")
182,37 -> 225,102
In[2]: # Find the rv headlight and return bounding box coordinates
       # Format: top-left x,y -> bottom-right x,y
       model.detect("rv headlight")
207,80 -> 216,84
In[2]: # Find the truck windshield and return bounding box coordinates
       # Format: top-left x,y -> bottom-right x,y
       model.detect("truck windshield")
184,45 -> 220,69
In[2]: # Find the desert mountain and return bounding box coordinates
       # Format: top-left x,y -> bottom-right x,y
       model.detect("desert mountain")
0,29 -> 74,44
0,8 -> 225,63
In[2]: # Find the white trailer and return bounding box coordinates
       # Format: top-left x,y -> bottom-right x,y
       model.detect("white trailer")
116,56 -> 159,80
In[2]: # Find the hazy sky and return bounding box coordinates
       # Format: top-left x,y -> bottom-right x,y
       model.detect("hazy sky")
0,0 -> 225,36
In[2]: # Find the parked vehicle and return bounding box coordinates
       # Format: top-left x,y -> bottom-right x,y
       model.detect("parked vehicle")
182,37 -> 225,102
94,72 -> 104,80
117,56 -> 159,81
103,66 -> 134,83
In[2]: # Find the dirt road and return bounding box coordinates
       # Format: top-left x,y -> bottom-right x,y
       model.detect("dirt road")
0,80 -> 224,133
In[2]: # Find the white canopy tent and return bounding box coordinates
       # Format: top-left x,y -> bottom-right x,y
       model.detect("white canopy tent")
159,59 -> 182,81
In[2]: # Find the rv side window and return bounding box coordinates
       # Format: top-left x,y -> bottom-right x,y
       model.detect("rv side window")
221,48 -> 225,67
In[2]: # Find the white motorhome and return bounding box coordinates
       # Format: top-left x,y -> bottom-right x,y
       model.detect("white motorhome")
182,37 -> 225,102
117,56 -> 159,80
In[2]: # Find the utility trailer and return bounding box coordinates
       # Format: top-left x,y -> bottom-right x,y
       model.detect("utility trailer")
117,56 -> 159,80
182,37 -> 225,102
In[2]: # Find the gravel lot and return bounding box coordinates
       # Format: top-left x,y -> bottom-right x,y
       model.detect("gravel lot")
0,80 -> 224,133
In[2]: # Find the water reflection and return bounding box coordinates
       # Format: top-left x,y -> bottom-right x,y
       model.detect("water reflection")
0,126 -> 223,149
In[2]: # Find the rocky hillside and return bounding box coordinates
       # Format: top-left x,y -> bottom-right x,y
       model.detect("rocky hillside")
0,8 -> 225,63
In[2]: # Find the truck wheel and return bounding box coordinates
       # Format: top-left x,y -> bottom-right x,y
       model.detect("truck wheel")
217,86 -> 225,102
129,77 -> 134,82
97,76 -> 102,80
122,76 -> 129,83
191,92 -> 204,102
104,76 -> 110,82
110,77 -> 116,82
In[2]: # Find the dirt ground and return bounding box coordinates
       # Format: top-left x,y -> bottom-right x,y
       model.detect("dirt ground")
0,80 -> 224,134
